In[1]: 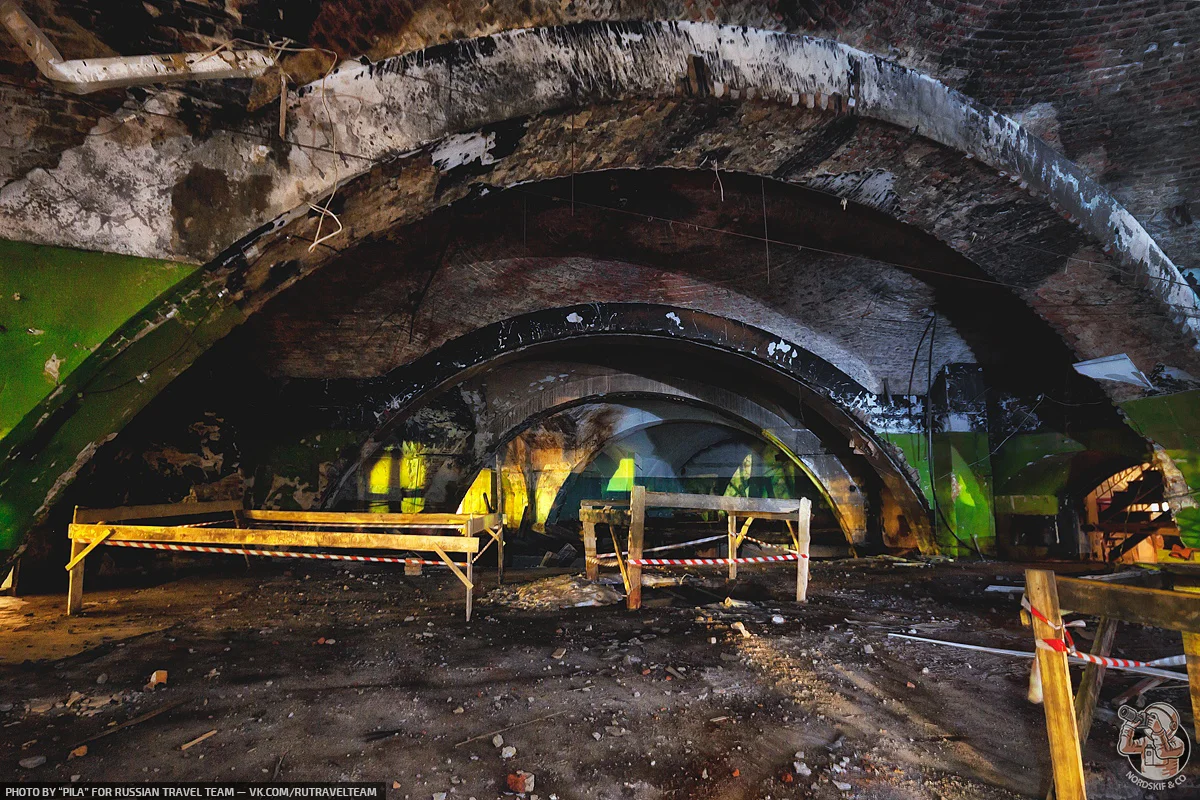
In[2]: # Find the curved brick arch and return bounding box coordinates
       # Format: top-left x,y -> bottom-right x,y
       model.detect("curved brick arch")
317,303 -> 934,551
2,21 -> 1196,554
339,369 -> 871,545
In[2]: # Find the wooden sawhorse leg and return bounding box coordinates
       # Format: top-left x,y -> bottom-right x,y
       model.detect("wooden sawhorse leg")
627,486 -> 646,610
67,539 -> 87,616
434,546 -> 475,621
583,519 -> 598,581
1026,569 -> 1088,799
792,498 -> 812,603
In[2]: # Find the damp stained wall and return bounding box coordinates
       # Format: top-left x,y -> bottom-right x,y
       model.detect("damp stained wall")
0,239 -> 197,441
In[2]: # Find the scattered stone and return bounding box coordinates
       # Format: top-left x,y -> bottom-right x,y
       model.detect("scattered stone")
592,732 -> 601,740
863,644 -> 874,655
551,647 -> 566,660
452,706 -> 464,714
500,745 -> 517,759
19,756 -> 46,769
96,673 -> 108,685
604,726 -> 628,737
145,669 -> 168,690
794,762 -> 811,777
69,745 -> 88,759
492,735 -> 503,748
834,781 -> 853,791
771,614 -> 785,624
391,782 -> 400,790
432,793 -> 447,800
731,622 -> 751,639
506,771 -> 535,793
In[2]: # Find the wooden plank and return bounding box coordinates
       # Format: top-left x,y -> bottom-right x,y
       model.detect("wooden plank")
1074,617 -> 1118,747
795,498 -> 812,603
240,510 -> 484,528
1177,583 -> 1200,740
66,539 -> 86,616
1183,633 -> 1200,741
583,520 -> 599,581
642,491 -> 800,514
433,546 -> 474,591
65,526 -> 116,570
579,508 -> 631,525
727,514 -> 738,582
69,524 -> 479,553
580,499 -> 630,509
1055,576 -> 1200,632
1025,569 -> 1088,800
465,555 -> 474,621
627,486 -> 646,611
74,500 -> 242,524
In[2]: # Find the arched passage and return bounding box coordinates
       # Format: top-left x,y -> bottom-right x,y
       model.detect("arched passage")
3,23 -> 1196,553
318,303 -> 930,550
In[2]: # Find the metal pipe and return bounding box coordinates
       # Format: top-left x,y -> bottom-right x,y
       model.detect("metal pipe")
0,1 -> 274,94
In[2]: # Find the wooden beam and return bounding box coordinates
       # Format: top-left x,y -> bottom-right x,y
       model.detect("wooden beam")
579,508 -> 631,526
1025,569 -> 1088,800
642,491 -> 800,514
727,514 -> 738,583
432,546 -> 474,591
1074,617 -> 1118,747
583,520 -> 599,581
1055,576 -> 1200,632
627,486 -> 646,611
68,524 -> 479,553
73,500 -> 242,524
1176,583 -> 1200,740
794,498 -> 812,603
66,539 -> 86,616
239,510 -> 485,528
1184,631 -> 1200,742
64,526 -> 116,571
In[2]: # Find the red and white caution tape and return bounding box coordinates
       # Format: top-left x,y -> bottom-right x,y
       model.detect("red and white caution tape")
630,552 -> 805,567
1034,638 -> 1186,669
588,534 -> 727,563
1022,597 -> 1186,670
889,633 -> 1188,681
103,539 -> 465,567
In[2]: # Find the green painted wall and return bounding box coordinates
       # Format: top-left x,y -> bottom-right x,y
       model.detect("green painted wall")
1121,390 -> 1200,548
0,240 -> 197,441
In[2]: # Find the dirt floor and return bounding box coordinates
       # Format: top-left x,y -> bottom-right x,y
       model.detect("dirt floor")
1,559 -> 1196,798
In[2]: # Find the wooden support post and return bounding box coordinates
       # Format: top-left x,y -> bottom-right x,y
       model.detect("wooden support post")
1182,632 -> 1200,741
1025,569 -> 1087,800
494,454 -> 505,586
1047,617 -> 1117,800
727,514 -> 738,582
795,498 -> 812,603
583,519 -> 599,581
465,553 -> 474,622
627,485 -> 646,611
67,538 -> 87,616
1174,583 -> 1200,740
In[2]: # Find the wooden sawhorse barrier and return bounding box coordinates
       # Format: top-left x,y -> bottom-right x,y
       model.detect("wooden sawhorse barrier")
67,501 -> 503,620
1024,568 -> 1200,798
581,486 -> 812,610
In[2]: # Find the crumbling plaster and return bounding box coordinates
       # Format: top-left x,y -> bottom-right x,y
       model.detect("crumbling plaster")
0,21 -> 1194,366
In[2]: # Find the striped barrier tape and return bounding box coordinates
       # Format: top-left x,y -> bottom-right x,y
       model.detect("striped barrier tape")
1023,596 -> 1185,670
588,534 -> 728,563
1034,636 -> 1186,669
630,552 -> 804,567
102,539 -> 465,567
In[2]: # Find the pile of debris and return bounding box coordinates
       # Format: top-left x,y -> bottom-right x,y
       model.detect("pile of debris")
483,575 -> 624,610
